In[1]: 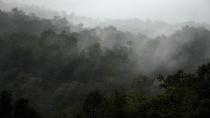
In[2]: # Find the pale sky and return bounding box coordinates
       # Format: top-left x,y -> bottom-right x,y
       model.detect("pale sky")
2,0 -> 210,23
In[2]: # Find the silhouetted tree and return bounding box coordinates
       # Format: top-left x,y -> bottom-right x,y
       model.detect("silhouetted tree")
83,90 -> 105,118
111,90 -> 128,118
14,98 -> 42,118
0,91 -> 13,118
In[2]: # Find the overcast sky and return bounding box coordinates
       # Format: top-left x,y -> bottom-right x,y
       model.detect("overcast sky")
2,0 -> 210,23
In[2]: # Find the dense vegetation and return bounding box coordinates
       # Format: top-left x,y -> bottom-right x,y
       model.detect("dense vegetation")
0,8 -> 210,118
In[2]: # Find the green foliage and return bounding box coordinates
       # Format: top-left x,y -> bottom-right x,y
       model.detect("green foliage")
78,63 -> 210,118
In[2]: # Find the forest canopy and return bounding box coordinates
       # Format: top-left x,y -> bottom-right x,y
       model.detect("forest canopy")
0,7 -> 210,118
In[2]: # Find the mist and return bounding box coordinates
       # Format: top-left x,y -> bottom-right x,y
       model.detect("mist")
2,0 -> 210,23
0,0 -> 210,118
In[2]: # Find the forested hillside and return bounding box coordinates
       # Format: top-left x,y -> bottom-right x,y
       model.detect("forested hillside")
0,8 -> 210,118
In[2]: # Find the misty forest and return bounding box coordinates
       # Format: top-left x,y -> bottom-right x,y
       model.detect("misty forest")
0,0 -> 210,118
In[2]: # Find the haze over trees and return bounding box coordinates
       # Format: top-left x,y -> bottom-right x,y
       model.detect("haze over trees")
0,1 -> 210,118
